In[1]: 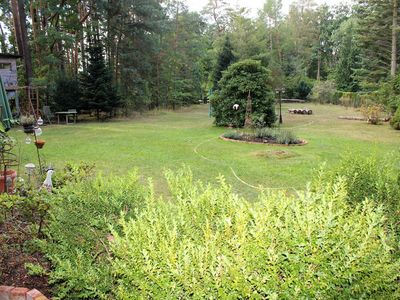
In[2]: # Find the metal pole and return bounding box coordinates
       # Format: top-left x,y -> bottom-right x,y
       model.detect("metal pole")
279,92 -> 282,124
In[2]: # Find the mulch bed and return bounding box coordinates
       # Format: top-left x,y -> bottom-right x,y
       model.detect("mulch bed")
0,214 -> 51,298
220,135 -> 308,146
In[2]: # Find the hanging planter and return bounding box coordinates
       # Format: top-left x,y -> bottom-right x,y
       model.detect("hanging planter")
35,139 -> 46,149
23,125 -> 35,134
20,115 -> 36,134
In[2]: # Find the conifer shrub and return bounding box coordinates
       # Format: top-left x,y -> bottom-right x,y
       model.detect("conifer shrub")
210,59 -> 276,127
110,169 -> 399,299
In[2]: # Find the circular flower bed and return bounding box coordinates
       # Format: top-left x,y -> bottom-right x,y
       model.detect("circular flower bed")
221,128 -> 307,146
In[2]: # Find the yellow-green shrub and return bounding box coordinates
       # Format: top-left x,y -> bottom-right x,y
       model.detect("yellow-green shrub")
42,170 -> 149,299
110,169 -> 399,299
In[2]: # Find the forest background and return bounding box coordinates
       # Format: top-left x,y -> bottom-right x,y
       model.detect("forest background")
1,0 -> 400,117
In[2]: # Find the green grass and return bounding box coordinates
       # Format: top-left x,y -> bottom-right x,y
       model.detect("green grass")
11,103 -> 399,198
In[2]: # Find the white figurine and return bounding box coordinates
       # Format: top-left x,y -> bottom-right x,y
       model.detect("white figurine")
41,169 -> 54,192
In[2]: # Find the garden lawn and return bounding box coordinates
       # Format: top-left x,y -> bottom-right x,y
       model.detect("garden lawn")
12,103 -> 400,198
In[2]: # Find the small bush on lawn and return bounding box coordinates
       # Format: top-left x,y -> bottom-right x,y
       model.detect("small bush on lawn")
390,106 -> 400,129
41,170 -> 149,299
360,104 -> 386,125
110,169 -> 399,299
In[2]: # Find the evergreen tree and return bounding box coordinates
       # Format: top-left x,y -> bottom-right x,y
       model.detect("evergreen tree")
333,18 -> 361,91
212,36 -> 235,90
80,44 -> 119,118
355,0 -> 398,84
210,59 -> 276,127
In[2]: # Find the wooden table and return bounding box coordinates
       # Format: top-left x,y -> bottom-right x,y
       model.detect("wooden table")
55,111 -> 77,124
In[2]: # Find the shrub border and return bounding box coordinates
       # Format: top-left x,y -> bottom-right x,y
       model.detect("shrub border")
219,135 -> 308,146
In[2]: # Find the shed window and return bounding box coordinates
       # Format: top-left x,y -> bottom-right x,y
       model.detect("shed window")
0,63 -> 12,70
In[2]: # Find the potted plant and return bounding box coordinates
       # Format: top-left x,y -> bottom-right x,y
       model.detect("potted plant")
34,139 -> 46,149
20,115 -> 36,133
0,132 -> 17,194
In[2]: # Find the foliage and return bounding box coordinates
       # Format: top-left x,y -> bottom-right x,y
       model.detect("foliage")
284,75 -> 314,99
41,170 -> 149,299
52,75 -> 81,111
309,80 -> 339,104
311,153 -> 400,231
210,59 -> 276,127
19,115 -> 35,126
222,131 -> 242,140
212,35 -> 235,90
51,161 -> 95,188
332,17 -> 361,92
360,104 -> 386,125
255,127 -> 299,144
80,45 -> 120,117
110,168 -> 400,299
24,262 -> 47,276
390,106 -> 400,130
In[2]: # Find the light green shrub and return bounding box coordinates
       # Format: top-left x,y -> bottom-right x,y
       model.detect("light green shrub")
110,169 -> 399,299
312,153 -> 400,229
42,170 -> 149,299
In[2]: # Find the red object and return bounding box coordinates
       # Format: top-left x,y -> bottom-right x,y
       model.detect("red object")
0,169 -> 17,193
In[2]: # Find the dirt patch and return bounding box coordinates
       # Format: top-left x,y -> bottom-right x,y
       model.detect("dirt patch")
253,150 -> 299,159
0,214 -> 51,298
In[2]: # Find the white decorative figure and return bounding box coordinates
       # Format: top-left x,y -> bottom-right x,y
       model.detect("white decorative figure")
41,169 -> 54,192
233,104 -> 239,110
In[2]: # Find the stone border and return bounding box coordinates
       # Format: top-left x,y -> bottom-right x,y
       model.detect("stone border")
219,135 -> 308,146
0,285 -> 49,300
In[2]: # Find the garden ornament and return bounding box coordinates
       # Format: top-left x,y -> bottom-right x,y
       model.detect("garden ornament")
41,169 -> 54,192
233,104 -> 239,110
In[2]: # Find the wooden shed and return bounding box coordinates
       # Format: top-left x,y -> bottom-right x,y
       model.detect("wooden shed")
0,53 -> 20,90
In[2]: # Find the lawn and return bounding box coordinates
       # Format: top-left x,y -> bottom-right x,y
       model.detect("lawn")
12,103 -> 400,198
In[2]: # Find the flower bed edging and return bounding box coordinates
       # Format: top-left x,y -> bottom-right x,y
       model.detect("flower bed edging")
0,285 -> 49,300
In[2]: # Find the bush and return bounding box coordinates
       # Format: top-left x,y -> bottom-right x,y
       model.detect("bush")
41,170 -> 149,299
210,59 -> 276,128
310,80 -> 340,104
52,75 -> 81,111
390,106 -> 400,130
255,128 -> 299,144
360,104 -> 385,124
222,131 -> 242,140
110,169 -> 399,299
312,153 -> 400,227
284,75 -> 314,100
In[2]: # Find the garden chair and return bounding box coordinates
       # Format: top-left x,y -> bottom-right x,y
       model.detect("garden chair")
42,106 -> 54,124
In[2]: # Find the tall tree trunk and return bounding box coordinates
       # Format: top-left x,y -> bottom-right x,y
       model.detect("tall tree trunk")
391,0 -> 398,77
317,48 -> 321,81
11,0 -> 33,86
245,91 -> 252,127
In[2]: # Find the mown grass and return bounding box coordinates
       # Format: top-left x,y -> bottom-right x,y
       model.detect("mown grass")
11,103 -> 399,198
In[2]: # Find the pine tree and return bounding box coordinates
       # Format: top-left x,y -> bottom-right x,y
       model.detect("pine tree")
80,44 -> 119,119
212,36 -> 235,90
